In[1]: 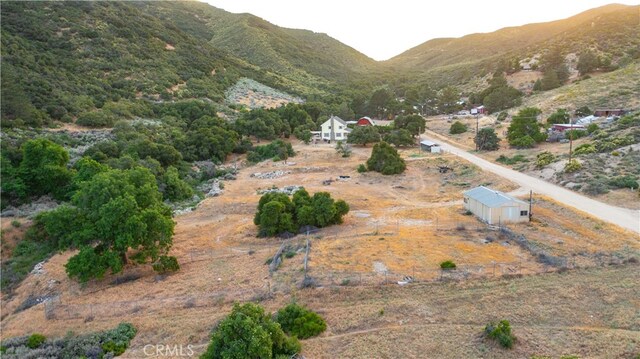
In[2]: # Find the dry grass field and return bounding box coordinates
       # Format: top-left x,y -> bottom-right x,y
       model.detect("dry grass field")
1,142 -> 638,358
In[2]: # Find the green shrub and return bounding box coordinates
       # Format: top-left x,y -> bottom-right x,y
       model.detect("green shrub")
586,123 -> 599,134
535,151 -> 555,168
152,256 -> 180,274
247,140 -> 295,163
275,303 -> 327,339
584,179 -> 610,195
564,130 -> 587,139
608,175 -> 639,189
357,164 -> 367,173
202,303 -> 300,359
496,154 -> 528,165
440,260 -> 457,269
27,333 -> 46,349
485,320 -> 515,349
564,159 -> 582,173
366,141 -> 406,175
509,135 -> 535,148
284,251 -> 296,259
102,340 -> 127,356
496,112 -> 508,122
10,220 -> 21,228
449,121 -> 468,134
573,144 -> 596,155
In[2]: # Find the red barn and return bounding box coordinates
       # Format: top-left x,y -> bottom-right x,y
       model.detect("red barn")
357,116 -> 375,126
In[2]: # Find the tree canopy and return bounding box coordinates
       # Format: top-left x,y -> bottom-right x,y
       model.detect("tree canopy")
366,141 -> 406,175
506,107 -> 547,148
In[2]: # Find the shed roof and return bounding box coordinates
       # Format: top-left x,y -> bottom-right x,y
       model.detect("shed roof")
420,140 -> 439,147
463,186 -> 527,208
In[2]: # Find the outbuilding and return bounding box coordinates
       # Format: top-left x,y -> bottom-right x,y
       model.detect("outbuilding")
356,116 -> 376,126
463,186 -> 530,225
420,140 -> 441,153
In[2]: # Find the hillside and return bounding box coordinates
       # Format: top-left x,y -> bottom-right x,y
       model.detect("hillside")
385,4 -> 640,86
133,1 -> 379,88
0,1 -> 328,127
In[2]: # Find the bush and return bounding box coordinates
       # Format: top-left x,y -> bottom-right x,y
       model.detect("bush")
586,123 -> 599,134
496,112 -> 508,122
152,255 -> 180,274
564,159 -> 582,173
247,140 -> 295,163
76,110 -> 116,128
10,220 -> 21,228
535,151 -> 555,168
485,320 -> 515,348
26,334 -> 46,349
608,175 -> 639,189
584,179 -> 610,195
449,121 -> 468,134
573,144 -> 596,155
440,260 -> 457,269
275,303 -> 327,339
496,154 -> 528,165
366,141 -> 406,175
357,164 -> 367,173
509,135 -> 536,148
564,130 -> 587,139
202,303 -> 300,359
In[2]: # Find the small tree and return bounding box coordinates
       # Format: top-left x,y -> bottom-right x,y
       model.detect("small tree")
294,128 -> 312,144
449,121 -> 468,134
366,142 -> 406,175
335,141 -> 352,157
475,128 -> 500,151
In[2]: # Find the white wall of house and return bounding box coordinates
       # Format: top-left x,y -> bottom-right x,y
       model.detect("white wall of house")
320,116 -> 350,141
463,196 -> 529,224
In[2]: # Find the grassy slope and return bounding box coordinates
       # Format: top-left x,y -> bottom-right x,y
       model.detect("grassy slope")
134,1 -> 378,88
384,4 -> 640,87
520,61 -> 640,113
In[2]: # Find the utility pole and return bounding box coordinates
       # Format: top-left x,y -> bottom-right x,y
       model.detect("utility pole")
475,114 -> 479,151
568,115 -> 574,162
529,190 -> 533,222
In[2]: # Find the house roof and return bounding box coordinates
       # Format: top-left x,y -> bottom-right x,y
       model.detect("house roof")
358,116 -> 375,125
463,186 -> 527,208
322,115 -> 347,127
420,140 -> 438,147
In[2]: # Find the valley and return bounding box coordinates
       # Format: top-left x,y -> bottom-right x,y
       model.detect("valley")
1,1 -> 639,358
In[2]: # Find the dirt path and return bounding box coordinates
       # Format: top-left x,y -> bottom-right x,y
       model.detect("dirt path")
422,131 -> 640,234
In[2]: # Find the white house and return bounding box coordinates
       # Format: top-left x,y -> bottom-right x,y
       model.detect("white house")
320,116 -> 351,142
463,186 -> 530,225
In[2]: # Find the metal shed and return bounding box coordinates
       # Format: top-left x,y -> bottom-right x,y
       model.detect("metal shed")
463,186 -> 530,225
420,140 -> 441,153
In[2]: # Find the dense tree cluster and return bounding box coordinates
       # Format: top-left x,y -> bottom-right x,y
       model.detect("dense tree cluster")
254,188 -> 349,237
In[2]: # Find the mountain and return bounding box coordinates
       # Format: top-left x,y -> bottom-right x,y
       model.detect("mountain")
131,1 -> 379,88
0,1 -> 338,127
385,4 -> 640,87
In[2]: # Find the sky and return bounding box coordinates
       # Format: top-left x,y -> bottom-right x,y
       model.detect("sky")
201,0 -> 639,61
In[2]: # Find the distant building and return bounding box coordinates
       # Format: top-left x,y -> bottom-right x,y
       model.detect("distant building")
594,108 -> 626,117
463,186 -> 530,225
356,116 -> 376,126
551,124 -> 586,132
420,140 -> 441,153
471,105 -> 486,115
320,116 -> 351,142
576,115 -> 597,125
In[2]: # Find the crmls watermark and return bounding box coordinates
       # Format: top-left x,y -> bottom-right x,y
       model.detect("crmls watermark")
143,344 -> 195,357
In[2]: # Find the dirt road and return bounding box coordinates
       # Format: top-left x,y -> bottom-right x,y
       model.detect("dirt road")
422,132 -> 640,234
